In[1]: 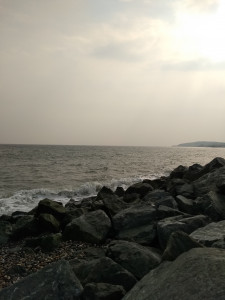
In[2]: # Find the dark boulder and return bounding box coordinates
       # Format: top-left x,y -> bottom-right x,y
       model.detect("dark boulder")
96,186 -> 114,200
0,260 -> 83,300
125,182 -> 154,198
63,210 -> 111,244
162,231 -> 203,261
170,165 -> 188,179
38,213 -> 60,233
11,215 -> 40,240
36,198 -> 66,221
157,214 -> 210,249
190,220 -> 225,246
115,186 -> 125,197
122,248 -> 225,300
112,205 -> 157,233
82,282 -> 126,300
106,240 -> 161,279
116,224 -> 156,245
175,195 -> 194,214
71,257 -> 137,292
143,189 -> 178,209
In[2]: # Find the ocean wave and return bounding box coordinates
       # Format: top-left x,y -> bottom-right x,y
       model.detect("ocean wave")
0,172 -> 165,216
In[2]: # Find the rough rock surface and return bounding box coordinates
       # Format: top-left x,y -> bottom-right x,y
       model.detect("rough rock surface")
122,248 -> 225,300
106,240 -> 161,279
63,210 -> 111,244
0,260 -> 83,300
82,282 -> 126,300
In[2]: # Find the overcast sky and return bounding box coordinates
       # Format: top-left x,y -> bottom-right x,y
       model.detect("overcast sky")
0,0 -> 225,146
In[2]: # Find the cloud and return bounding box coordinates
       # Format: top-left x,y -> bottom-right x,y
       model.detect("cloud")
162,58 -> 225,71
178,0 -> 220,12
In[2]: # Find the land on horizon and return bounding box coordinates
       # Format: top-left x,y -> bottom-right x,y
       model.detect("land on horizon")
176,141 -> 225,148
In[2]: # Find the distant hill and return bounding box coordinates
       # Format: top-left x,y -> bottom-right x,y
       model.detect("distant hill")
176,141 -> 225,148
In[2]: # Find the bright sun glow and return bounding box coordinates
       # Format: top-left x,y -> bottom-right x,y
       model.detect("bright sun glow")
175,2 -> 225,62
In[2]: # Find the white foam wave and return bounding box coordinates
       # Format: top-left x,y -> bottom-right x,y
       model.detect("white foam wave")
0,173 -> 165,216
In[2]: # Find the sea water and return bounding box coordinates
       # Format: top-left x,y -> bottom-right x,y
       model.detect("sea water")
0,144 -> 225,215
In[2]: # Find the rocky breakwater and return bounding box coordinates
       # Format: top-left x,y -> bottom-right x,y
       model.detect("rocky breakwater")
1,157 -> 225,299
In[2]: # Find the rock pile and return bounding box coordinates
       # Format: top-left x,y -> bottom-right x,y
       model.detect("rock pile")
1,157 -> 225,299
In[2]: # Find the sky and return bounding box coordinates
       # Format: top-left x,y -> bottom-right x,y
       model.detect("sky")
0,0 -> 225,146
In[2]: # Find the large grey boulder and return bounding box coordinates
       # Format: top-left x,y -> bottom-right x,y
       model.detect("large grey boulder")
162,231 -> 203,261
0,260 -> 83,300
106,240 -> 161,279
71,257 -> 137,292
63,210 -> 111,244
38,213 -> 60,233
36,198 -> 66,221
190,220 -> 225,246
143,190 -> 178,209
194,166 -> 225,197
125,182 -> 153,198
175,195 -> 194,214
116,224 -> 156,245
122,248 -> 225,300
11,215 -> 40,240
112,205 -> 157,232
157,214 -> 210,249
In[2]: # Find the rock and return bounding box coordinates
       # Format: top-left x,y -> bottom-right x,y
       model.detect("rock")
143,190 -> 178,209
0,221 -> 12,245
63,210 -> 111,244
36,198 -> 66,221
0,260 -> 83,300
125,182 -> 154,198
11,215 -> 40,240
62,208 -> 86,229
217,179 -> 225,194
71,257 -> 137,292
25,233 -> 62,252
175,183 -> 194,198
115,187 -> 125,197
38,213 -> 60,233
116,224 -> 156,245
101,195 -> 128,217
156,205 -> 185,219
122,248 -> 225,300
96,186 -> 115,200
82,282 -> 126,300
74,247 -> 106,261
157,214 -> 210,249
183,163 -> 204,181
170,165 -> 188,179
106,240 -> 161,279
190,220 -> 225,246
112,205 -> 157,233
193,166 -> 225,197
162,231 -> 203,261
175,195 -> 194,214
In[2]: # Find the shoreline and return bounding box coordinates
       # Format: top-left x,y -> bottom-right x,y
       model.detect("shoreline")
1,157 -> 225,299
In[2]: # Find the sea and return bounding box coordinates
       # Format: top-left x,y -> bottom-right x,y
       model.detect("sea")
0,144 -> 225,215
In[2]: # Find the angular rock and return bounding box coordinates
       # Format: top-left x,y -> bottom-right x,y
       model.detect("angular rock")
162,231 -> 203,261
115,186 -> 125,197
190,220 -> 225,246
38,213 -> 60,233
101,195 -> 128,217
175,195 -> 194,214
82,282 -> 126,300
123,248 -> 225,300
157,214 -> 210,249
112,205 -> 157,232
170,165 -> 188,179
11,215 -> 40,240
106,240 -> 161,279
175,183 -> 194,198
75,247 -> 106,261
183,163 -> 203,181
96,186 -> 115,200
125,182 -> 154,198
143,189 -> 178,209
71,257 -> 137,292
36,198 -> 66,220
116,224 -> 156,245
63,210 -> 111,244
193,166 -> 225,197
0,260 -> 83,300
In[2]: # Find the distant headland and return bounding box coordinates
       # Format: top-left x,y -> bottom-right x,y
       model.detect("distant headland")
176,141 -> 225,148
